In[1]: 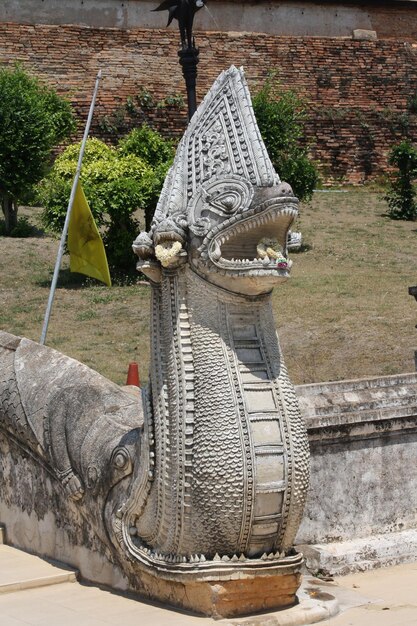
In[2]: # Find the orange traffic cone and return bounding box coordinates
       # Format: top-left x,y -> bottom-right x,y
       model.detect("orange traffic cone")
126,362 -> 140,387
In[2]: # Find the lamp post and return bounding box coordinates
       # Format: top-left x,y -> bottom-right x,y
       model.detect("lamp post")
153,0 -> 205,120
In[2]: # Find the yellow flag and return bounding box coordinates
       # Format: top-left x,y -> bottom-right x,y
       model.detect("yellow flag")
68,182 -> 111,286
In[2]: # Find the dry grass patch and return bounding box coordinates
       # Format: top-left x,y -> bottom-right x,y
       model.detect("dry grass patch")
278,191 -> 417,383
1,192 -> 416,386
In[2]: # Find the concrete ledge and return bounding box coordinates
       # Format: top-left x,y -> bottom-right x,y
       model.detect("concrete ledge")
297,372 -> 417,438
297,529 -> 417,577
295,373 -> 417,561
0,545 -> 77,594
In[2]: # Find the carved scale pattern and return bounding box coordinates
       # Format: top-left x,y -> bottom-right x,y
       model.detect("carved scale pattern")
185,269 -> 245,555
182,269 -> 308,557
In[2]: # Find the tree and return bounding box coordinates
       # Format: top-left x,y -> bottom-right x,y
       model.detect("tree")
252,75 -> 318,202
117,125 -> 175,230
39,130 -> 174,278
0,65 -> 75,234
384,140 -> 417,221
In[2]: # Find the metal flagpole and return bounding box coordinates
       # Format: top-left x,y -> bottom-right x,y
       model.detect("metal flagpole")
40,69 -> 102,345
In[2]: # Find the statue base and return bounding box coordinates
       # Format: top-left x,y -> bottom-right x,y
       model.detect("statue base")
139,569 -> 302,618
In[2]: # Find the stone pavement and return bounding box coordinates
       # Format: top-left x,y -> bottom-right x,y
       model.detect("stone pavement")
323,562 -> 417,626
0,544 -> 416,626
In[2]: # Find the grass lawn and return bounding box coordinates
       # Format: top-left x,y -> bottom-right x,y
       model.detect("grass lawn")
1,190 -> 416,387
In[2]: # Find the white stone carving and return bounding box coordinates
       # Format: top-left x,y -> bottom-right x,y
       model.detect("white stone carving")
0,67 -> 310,598
130,66 -> 310,575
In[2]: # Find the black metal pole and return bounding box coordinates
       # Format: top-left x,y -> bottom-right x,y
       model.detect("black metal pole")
153,0 -> 205,121
178,46 -> 199,120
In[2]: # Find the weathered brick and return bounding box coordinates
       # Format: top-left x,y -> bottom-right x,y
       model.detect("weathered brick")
1,22 -> 417,183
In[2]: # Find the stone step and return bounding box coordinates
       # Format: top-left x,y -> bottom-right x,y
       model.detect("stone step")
0,544 -> 77,594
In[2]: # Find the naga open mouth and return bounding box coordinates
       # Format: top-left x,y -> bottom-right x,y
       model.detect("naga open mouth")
205,197 -> 298,276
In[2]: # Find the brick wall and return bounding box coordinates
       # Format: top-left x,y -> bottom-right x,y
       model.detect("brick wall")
1,22 -> 417,183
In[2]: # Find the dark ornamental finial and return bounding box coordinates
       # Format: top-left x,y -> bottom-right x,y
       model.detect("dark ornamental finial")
153,0 -> 206,120
153,0 -> 205,50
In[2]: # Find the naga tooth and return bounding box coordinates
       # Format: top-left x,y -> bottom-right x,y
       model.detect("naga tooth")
231,554 -> 239,562
211,242 -> 221,261
213,553 -> 221,561
183,556 -> 187,562
200,554 -> 206,562
190,555 -> 194,562
268,553 -> 275,560
239,554 -> 246,561
261,553 -> 268,560
275,551 -> 281,558
221,555 -> 230,562
262,256 -> 270,266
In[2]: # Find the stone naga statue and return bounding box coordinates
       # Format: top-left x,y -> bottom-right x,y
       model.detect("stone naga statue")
0,67 -> 309,617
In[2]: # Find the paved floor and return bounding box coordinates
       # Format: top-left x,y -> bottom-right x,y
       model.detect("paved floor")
324,562 -> 417,626
0,544 -> 416,626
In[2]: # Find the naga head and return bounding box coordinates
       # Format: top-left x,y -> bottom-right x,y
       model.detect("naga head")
133,66 -> 298,296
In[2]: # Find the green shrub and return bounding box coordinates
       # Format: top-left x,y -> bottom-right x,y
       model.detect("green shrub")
40,128 -> 174,277
384,140 -> 417,221
0,64 -> 75,234
118,124 -> 174,168
0,216 -> 36,238
252,75 -> 319,202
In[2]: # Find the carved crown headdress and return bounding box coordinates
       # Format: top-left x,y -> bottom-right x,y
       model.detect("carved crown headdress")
151,66 -> 280,232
